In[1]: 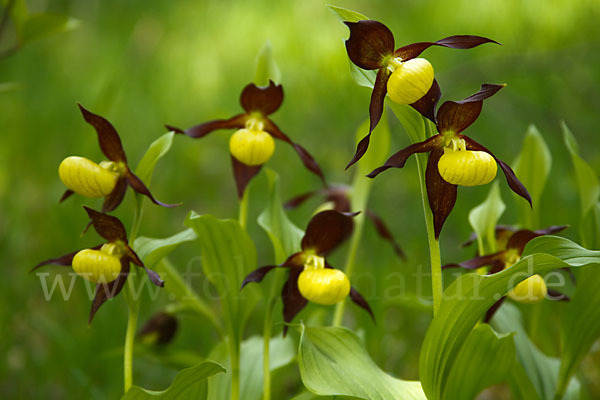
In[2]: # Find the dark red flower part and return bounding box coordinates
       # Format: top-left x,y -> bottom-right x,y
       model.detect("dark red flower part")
32,208 -> 164,323
343,19 -> 498,168
138,312 -> 179,345
166,80 -> 326,198
61,104 -> 180,213
368,84 -> 531,238
240,210 -> 373,336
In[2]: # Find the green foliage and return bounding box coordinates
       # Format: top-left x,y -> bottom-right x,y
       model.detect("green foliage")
298,324 -> 426,399
444,324 -> 515,400
135,132 -> 176,184
327,5 -> 368,23
133,228 -> 197,269
513,125 -> 552,228
468,182 -> 505,254
254,41 -> 281,86
122,361 -> 225,400
20,13 -> 78,44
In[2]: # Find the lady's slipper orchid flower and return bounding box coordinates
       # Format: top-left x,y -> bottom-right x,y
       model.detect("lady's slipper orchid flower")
32,207 -> 164,322
60,105 -> 178,213
368,84 -> 532,238
166,81 -> 325,198
344,19 -> 498,168
443,225 -> 568,320
241,210 -> 373,335
284,185 -> 406,260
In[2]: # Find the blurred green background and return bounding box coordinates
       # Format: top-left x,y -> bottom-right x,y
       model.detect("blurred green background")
2,0 -> 600,398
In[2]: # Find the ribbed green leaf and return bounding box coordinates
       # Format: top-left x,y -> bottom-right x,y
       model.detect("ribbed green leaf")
513,125 -> 551,228
135,131 -> 175,184
419,235 -> 600,400
254,41 -> 281,86
122,361 -> 225,400
468,182 -> 505,254
133,229 -> 197,268
258,169 -> 303,263
298,325 -> 426,400
327,5 -> 368,23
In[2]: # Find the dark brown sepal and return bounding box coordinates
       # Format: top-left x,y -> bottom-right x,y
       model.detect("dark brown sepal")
301,210 -> 356,256
240,81 -> 284,116
426,149 -> 457,239
284,190 -> 320,209
442,251 -> 505,271
368,134 -> 442,178
394,35 -> 499,61
138,312 -> 178,345
349,287 -> 375,321
166,114 -> 247,139
534,225 -> 568,236
463,137 -> 532,206
436,84 -> 505,134
126,169 -> 180,208
410,79 -> 441,123
282,267 -> 307,337
365,209 -> 406,260
263,119 -> 326,184
31,247 -> 98,273
77,103 -> 127,163
231,155 -> 262,199
89,259 -> 130,323
126,247 -> 164,287
59,189 -> 74,203
506,229 -> 539,254
461,225 -> 516,248
102,176 -> 128,213
344,20 -> 394,70
83,206 -> 128,242
484,296 -> 505,323
547,289 -> 570,302
241,265 -> 278,289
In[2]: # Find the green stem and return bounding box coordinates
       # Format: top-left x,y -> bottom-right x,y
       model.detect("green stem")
262,299 -> 274,400
239,189 -> 249,230
228,337 -> 240,400
123,295 -> 138,392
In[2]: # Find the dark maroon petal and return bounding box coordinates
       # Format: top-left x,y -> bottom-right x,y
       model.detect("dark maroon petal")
126,169 -> 180,208
241,265 -> 278,289
284,190 -> 320,209
367,134 -> 443,178
301,210 -> 356,255
31,248 -> 92,272
463,137 -> 532,206
324,187 -> 353,213
410,79 -> 441,123
167,114 -> 247,139
138,312 -> 178,345
240,81 -> 284,116
83,206 -> 128,242
89,259 -> 129,323
442,251 -> 506,271
437,84 -> 505,134
346,68 -> 391,169
506,229 -> 539,254
344,20 -> 394,70
231,155 -> 262,199
102,176 -> 128,213
349,287 -> 375,321
282,268 -> 308,337
461,225 -> 516,248
365,209 -> 406,260
126,247 -> 164,287
426,149 -> 457,239
394,35 -> 499,61
59,190 -> 74,203
484,296 -> 505,323
547,289 -> 570,302
77,103 -> 127,163
534,225 -> 568,236
263,119 -> 326,185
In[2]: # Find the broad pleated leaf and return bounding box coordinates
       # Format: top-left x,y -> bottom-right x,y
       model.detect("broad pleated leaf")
133,228 -> 197,268
468,182 -> 505,254
122,361 -> 225,400
298,325 -> 426,399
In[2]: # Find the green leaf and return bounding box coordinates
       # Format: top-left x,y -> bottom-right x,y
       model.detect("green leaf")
562,122 -> 599,218
444,324 -> 515,400
207,335 -> 295,400
349,62 -> 377,89
133,228 -> 197,268
513,125 -> 552,228
258,169 -> 303,263
298,325 -> 426,400
388,102 -> 427,145
184,212 -> 260,340
122,361 -> 225,400
492,303 -> 580,400
254,41 -> 281,86
419,235 -> 600,400
135,131 -> 175,184
327,5 -> 368,22
21,13 -> 78,44
468,182 -> 506,254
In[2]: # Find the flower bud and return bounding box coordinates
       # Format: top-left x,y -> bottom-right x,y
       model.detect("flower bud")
72,249 -> 122,284
229,128 -> 275,166
58,156 -> 119,198
387,58 -> 434,105
298,268 -> 350,305
508,274 -> 547,304
438,149 -> 497,186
